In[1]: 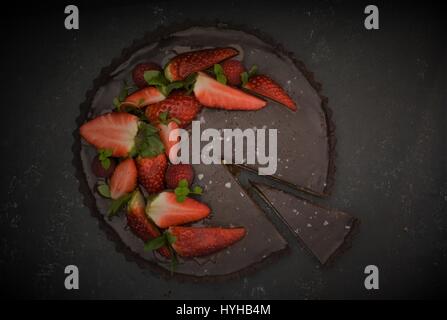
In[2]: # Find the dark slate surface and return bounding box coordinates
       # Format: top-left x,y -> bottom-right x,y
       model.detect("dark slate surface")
0,1 -> 445,299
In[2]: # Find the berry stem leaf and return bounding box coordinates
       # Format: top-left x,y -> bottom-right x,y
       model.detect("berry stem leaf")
213,64 -> 227,85
144,235 -> 167,251
108,193 -> 132,218
165,232 -> 177,245
241,65 -> 258,86
248,64 -> 258,77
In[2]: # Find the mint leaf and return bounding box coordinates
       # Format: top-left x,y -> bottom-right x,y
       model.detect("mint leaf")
178,179 -> 188,188
192,186 -> 203,194
139,122 -> 159,135
241,65 -> 258,87
213,64 -> 227,85
108,193 -> 132,217
103,149 -> 113,157
241,72 -> 249,86
134,122 -> 165,157
113,97 -> 121,109
248,65 -> 258,77
144,70 -> 168,87
165,233 -> 176,245
162,81 -> 185,96
98,149 -> 113,169
97,183 -> 111,198
183,73 -> 197,94
138,136 -> 164,157
174,179 -> 204,202
101,158 -> 111,170
144,235 -> 166,251
113,81 -> 135,110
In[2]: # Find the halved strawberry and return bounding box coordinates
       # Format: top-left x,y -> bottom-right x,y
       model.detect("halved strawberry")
146,91 -> 201,127
168,226 -> 246,258
146,192 -> 210,228
193,72 -> 266,110
127,190 -> 171,258
244,75 -> 297,111
109,158 -> 137,199
80,112 -> 139,157
164,47 -> 238,82
157,121 -> 180,160
137,154 -> 168,194
121,86 -> 165,108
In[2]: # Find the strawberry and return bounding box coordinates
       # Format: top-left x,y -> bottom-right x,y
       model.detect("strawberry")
132,62 -> 162,89
168,226 -> 246,258
193,72 -> 266,110
121,86 -> 165,109
127,190 -> 171,258
109,158 -> 137,199
165,164 -> 194,189
146,91 -> 201,127
137,154 -> 168,194
164,47 -> 239,81
80,112 -> 139,157
221,60 -> 246,86
146,191 -> 210,228
244,75 -> 297,111
91,155 -> 116,178
157,121 -> 180,160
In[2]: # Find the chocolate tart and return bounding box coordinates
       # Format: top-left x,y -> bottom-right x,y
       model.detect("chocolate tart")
75,24 -> 339,278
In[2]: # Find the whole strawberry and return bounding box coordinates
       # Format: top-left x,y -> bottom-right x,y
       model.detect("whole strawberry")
221,60 -> 246,86
146,91 -> 201,127
165,164 -> 194,189
91,155 -> 116,178
132,62 -> 162,89
136,154 -> 168,194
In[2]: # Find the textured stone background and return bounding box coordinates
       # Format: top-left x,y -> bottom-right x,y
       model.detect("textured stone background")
0,0 -> 445,299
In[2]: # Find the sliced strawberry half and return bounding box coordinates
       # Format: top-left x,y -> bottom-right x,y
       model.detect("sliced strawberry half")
168,226 -> 246,258
164,47 -> 239,82
157,121 -> 180,161
80,112 -> 139,157
127,190 -> 171,258
193,72 -> 266,110
244,75 -> 297,111
121,86 -> 165,108
146,191 -> 210,228
109,158 -> 137,199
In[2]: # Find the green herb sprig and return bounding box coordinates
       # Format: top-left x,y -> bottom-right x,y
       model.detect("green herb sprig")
174,179 -> 203,203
